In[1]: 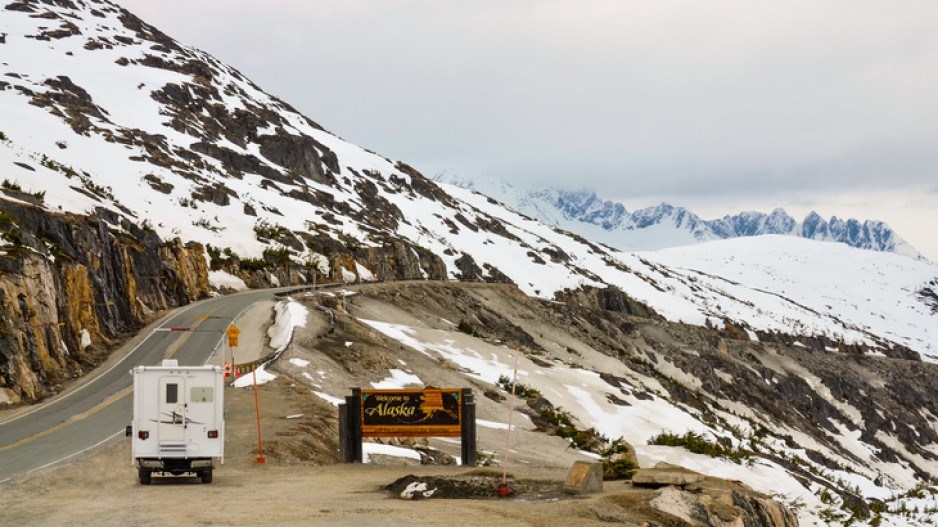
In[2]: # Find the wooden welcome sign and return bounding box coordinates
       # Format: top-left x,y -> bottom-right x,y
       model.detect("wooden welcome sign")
360,388 -> 463,437
339,387 -> 476,466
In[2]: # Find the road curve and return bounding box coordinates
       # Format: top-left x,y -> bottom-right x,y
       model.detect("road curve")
0,288 -> 280,483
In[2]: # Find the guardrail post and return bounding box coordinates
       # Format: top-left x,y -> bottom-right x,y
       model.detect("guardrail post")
460,388 -> 476,466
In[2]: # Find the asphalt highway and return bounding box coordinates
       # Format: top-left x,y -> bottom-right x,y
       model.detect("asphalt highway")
0,288 -> 279,483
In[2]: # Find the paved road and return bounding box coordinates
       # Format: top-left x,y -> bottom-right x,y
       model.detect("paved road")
0,289 -> 279,483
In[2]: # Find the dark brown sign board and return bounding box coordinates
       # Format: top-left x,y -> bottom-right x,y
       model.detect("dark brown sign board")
339,388 -> 476,466
361,388 -> 462,438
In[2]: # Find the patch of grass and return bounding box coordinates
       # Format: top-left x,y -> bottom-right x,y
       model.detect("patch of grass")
648,431 -> 750,462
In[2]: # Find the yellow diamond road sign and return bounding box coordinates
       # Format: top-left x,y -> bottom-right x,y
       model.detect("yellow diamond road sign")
227,325 -> 240,347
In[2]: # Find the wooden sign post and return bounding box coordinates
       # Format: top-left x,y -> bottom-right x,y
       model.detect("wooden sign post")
339,388 -> 476,466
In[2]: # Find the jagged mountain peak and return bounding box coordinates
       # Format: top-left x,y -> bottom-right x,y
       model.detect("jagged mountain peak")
435,175 -> 923,259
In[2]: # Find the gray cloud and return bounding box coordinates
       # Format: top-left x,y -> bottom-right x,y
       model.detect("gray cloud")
117,0 -> 938,259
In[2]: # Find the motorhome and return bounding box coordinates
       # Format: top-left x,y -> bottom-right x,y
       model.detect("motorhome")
127,359 -> 224,484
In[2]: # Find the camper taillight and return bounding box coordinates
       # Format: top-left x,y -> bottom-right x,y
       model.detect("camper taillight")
138,431 -> 149,440
208,430 -> 219,439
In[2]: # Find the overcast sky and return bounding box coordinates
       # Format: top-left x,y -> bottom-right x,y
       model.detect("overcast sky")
120,0 -> 938,260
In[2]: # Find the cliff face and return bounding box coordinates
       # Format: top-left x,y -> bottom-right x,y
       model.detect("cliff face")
0,198 -> 209,403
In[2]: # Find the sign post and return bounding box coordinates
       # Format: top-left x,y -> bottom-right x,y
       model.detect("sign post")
225,325 -> 240,382
253,367 -> 265,464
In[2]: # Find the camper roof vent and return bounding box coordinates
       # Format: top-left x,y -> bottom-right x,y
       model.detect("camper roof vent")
161,359 -> 179,367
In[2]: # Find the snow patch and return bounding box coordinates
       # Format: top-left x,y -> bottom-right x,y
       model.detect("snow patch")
231,364 -> 277,387
362,442 -> 422,463
371,369 -> 423,389
268,299 -> 308,352
208,270 -> 247,291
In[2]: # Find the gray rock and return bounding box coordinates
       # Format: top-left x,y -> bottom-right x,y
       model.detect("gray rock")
632,468 -> 705,487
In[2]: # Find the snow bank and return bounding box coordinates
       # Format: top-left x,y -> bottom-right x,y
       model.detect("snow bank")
232,364 -> 277,387
362,442 -> 422,464
208,270 -> 248,291
313,391 -> 344,406
268,299 -> 308,353
371,369 -> 423,389
355,262 -> 375,282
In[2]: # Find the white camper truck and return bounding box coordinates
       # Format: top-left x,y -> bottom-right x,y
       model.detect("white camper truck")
126,360 -> 224,484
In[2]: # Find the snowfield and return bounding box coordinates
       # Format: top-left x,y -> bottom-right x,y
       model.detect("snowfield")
358,316 -> 935,527
0,1 -> 934,365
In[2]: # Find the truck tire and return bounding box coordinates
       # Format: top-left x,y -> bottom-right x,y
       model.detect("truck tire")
200,470 -> 213,484
138,468 -> 152,485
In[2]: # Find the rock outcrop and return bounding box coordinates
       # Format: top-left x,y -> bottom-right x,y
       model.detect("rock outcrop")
0,199 -> 209,402
597,465 -> 798,527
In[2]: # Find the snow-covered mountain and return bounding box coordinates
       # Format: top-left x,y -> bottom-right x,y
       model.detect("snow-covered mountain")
1,0 -> 934,359
435,175 -> 924,258
2,2 -> 938,525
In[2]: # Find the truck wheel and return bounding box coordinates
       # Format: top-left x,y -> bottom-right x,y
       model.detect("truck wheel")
200,470 -> 213,484
138,468 -> 152,485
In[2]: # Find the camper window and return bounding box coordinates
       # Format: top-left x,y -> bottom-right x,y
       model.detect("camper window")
191,387 -> 214,403
166,383 -> 178,404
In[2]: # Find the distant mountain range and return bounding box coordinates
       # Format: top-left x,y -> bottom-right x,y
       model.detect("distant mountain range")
434,175 -> 924,259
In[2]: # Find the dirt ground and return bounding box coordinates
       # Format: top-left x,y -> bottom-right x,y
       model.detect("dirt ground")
0,285 -> 634,527
0,282 -> 778,527
0,374 -> 641,527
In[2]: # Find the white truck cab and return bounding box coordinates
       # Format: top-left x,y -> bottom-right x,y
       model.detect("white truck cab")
126,359 -> 224,484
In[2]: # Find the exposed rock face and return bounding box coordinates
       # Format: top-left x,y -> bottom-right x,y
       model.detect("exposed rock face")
0,199 -> 209,402
647,484 -> 799,527
554,285 -> 661,319
354,241 -> 447,282
595,465 -> 798,527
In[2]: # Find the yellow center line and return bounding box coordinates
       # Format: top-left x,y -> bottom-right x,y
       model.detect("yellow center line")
164,305 -> 221,360
0,306 -> 223,453
0,386 -> 133,453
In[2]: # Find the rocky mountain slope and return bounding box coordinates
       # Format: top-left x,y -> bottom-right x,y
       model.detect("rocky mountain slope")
275,283 -> 936,527
434,176 -> 923,258
0,2 -> 936,526
0,0 -> 935,378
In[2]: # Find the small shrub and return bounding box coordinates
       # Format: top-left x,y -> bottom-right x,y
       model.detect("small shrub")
1,179 -> 22,192
457,319 -> 482,338
496,375 -> 541,399
0,131 -> 7,141
2,228 -> 26,249
263,247 -> 292,266
648,431 -> 750,462
601,438 -> 638,480
254,219 -> 288,240
238,257 -> 267,272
